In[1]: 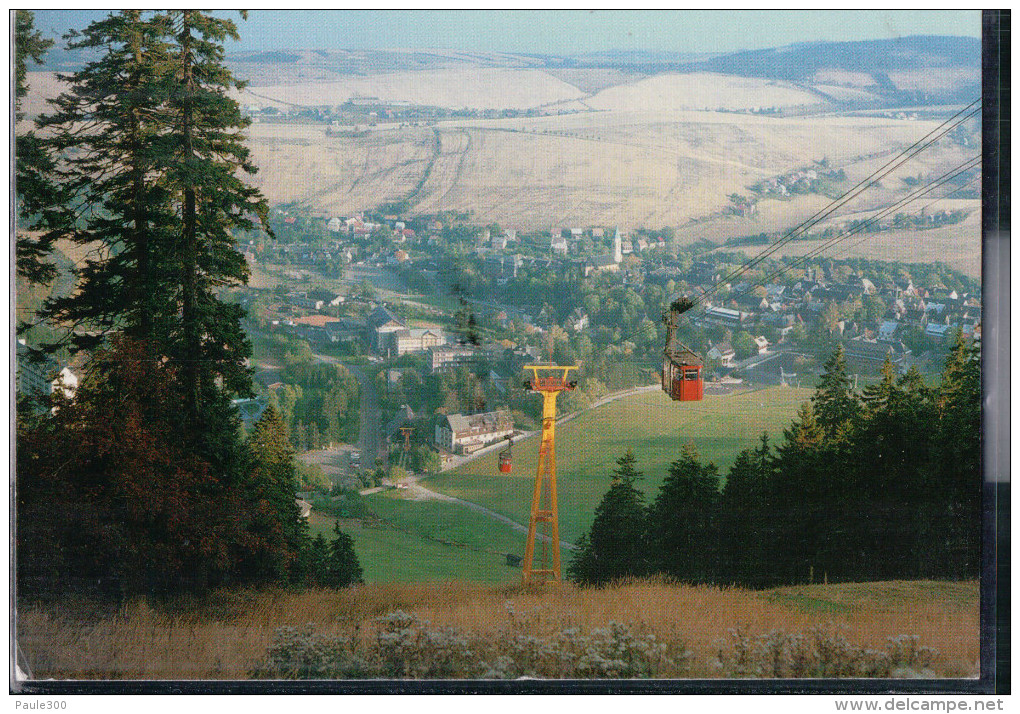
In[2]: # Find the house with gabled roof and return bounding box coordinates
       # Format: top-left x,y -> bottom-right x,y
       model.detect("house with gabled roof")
434,410 -> 513,454
384,328 -> 444,357
707,342 -> 737,368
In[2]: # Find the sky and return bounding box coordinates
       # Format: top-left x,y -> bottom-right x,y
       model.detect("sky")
31,10 -> 982,56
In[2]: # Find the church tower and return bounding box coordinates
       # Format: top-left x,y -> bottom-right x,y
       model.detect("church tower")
613,227 -> 622,263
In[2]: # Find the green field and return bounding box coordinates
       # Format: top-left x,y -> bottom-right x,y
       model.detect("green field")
364,490 -> 527,555
308,511 -> 519,584
426,386 -> 813,544
313,386 -> 811,582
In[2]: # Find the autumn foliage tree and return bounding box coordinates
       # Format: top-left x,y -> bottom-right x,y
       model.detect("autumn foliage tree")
17,338 -> 246,596
15,11 -> 365,598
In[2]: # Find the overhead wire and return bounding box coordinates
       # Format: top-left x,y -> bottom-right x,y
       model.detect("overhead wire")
510,103 -> 983,366
810,175 -> 981,267
698,99 -> 981,301
609,152 -> 980,351
719,155 -> 981,302
694,100 -> 981,306
618,167 -> 982,371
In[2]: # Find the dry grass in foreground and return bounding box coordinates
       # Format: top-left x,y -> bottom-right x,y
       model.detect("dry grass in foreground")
16,579 -> 978,680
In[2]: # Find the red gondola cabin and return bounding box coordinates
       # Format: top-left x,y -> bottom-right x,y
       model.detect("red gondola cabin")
662,355 -> 704,401
498,437 -> 513,473
661,304 -> 704,402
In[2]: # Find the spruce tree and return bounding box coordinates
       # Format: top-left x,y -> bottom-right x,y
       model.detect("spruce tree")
567,450 -> 649,585
769,402 -> 830,583
14,10 -> 59,286
852,360 -> 937,578
34,10 -> 176,351
243,407 -> 308,582
811,345 -> 861,440
646,445 -> 720,583
14,11 -> 52,115
860,356 -> 898,417
325,522 -> 364,587
18,11 -> 295,593
718,433 -> 772,587
161,9 -> 271,420
933,333 -> 981,576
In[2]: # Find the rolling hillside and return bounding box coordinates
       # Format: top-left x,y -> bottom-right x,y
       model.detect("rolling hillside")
21,34 -> 982,264
240,110 -> 973,238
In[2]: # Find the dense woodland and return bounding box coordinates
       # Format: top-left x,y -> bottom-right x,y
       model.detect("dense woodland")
14,10 -> 361,597
569,337 -> 981,587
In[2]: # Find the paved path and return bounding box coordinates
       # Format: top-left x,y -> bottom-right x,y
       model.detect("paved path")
388,383 -> 665,552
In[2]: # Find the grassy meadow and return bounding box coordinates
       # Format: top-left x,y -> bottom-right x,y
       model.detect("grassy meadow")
307,512 -> 518,584
286,387 -> 810,586
363,491 -> 528,557
16,579 -> 979,680
427,386 -> 813,544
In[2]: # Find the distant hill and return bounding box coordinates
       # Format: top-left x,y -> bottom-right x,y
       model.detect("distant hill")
567,36 -> 980,103
41,35 -> 978,86
692,36 -> 980,80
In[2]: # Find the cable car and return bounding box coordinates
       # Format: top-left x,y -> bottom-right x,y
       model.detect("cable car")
498,436 -> 513,473
662,299 -> 704,402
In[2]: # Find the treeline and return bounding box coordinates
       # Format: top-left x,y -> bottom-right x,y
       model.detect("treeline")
14,11 -> 361,598
570,336 -> 981,587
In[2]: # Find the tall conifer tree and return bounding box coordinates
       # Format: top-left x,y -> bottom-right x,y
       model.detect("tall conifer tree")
934,333 -> 981,576
242,406 -> 307,582
35,11 -> 175,351
162,10 -> 271,420
14,10 -> 59,287
568,450 -> 649,586
811,345 -> 861,439
646,445 -> 720,583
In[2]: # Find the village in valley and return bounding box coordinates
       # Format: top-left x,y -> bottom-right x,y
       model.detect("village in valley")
157,197 -> 979,497
21,200 -> 981,486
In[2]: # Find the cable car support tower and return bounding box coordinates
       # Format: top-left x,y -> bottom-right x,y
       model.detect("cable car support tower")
522,364 -> 577,584
397,426 -> 413,469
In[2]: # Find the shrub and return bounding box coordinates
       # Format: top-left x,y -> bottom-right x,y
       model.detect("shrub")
373,611 -> 482,679
488,623 -> 675,679
714,624 -> 938,678
252,624 -> 371,679
252,615 -> 934,681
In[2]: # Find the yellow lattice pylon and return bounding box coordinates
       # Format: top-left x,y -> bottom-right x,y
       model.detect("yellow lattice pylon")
521,364 -> 577,584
